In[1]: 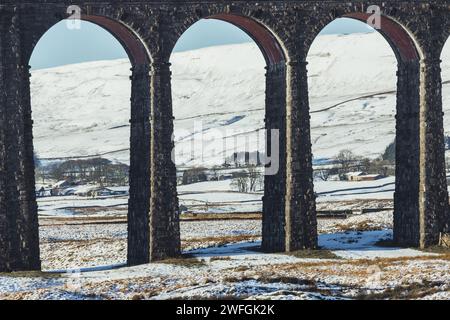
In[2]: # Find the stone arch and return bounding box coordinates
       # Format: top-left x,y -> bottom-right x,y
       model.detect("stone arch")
27,14 -> 153,267
304,11 -> 422,63
306,11 -> 425,247
26,14 -> 151,66
344,13 -> 420,62
164,10 -> 290,254
164,7 -> 289,66
205,14 -> 285,65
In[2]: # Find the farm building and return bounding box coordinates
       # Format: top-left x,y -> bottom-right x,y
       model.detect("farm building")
346,172 -> 384,181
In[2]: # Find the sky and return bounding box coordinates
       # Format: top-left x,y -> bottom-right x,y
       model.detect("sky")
30,18 -> 374,70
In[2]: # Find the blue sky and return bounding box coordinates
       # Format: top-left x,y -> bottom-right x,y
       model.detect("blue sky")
30,18 -> 373,70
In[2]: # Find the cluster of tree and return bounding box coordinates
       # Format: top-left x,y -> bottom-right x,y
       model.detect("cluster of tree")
230,167 -> 264,193
315,145 -> 395,181
382,140 -> 395,163
180,155 -> 267,186
182,167 -> 208,185
38,157 -> 129,186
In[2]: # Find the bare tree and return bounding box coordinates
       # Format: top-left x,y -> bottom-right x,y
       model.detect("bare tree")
335,149 -> 357,174
316,169 -> 330,181
211,165 -> 221,181
248,166 -> 260,192
231,174 -> 249,193
231,168 -> 263,193
256,173 -> 264,190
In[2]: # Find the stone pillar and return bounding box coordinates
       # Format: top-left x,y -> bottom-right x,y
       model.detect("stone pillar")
149,60 -> 181,260
0,20 -> 16,272
284,59 -> 318,251
127,64 -> 151,266
418,58 -> 449,247
262,62 -> 287,252
16,63 -> 41,271
394,60 -> 421,247
0,13 -> 40,272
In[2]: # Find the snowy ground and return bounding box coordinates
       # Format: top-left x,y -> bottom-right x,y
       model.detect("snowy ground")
1,193 -> 448,300
5,175 -> 442,300
35,177 -> 395,217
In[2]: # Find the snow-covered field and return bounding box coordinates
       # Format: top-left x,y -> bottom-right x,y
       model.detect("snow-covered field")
1,206 -> 448,300
0,176 -> 440,300
35,177 -> 395,217
1,178 -> 442,300
30,32 -> 450,165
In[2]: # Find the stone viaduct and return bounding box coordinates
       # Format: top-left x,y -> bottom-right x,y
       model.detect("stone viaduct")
1,0 -> 450,272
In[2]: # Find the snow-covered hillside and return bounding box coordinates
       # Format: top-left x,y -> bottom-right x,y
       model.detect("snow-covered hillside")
30,32 -> 450,165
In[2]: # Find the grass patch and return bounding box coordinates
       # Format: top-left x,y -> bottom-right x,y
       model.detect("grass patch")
158,255 -> 207,268
223,275 -> 317,287
270,253 -> 450,273
286,249 -> 341,260
334,221 -> 384,232
182,235 -> 259,250
419,245 -> 450,255
181,212 -> 261,221
0,270 -> 62,279
209,256 -> 232,262
222,275 -> 343,298
259,276 -> 317,287
355,280 -> 446,300
375,240 -> 450,256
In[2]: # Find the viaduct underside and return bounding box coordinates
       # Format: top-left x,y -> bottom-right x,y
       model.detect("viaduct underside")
1,0 -> 450,272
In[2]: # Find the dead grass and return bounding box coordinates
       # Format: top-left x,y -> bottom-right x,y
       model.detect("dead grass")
355,281 -> 446,300
223,275 -> 317,287
182,235 -> 259,249
158,255 -> 207,268
39,214 -> 127,227
419,245 -> 450,255
209,256 -> 232,262
0,270 -> 62,279
334,221 -> 384,232
40,237 -> 119,245
180,212 -> 261,221
286,249 -> 341,260
266,253 -> 450,275
222,275 -> 345,298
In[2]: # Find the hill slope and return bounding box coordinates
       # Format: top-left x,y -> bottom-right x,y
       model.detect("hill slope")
30,32 -> 450,166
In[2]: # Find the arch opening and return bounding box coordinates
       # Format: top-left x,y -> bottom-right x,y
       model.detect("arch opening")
170,16 -> 281,252
29,15 -> 150,67
308,18 -> 399,248
343,13 -> 420,62
29,18 -> 149,270
206,14 -> 286,65
81,15 -> 150,66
